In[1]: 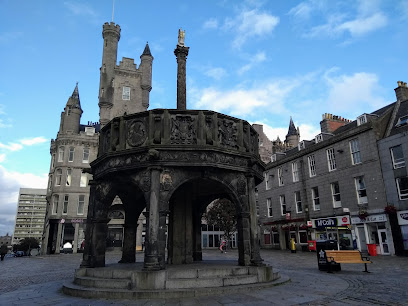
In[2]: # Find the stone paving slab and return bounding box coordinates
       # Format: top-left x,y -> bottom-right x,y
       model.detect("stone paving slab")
0,249 -> 407,305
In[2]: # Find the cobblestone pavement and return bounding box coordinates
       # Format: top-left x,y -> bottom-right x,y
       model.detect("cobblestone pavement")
0,249 -> 407,305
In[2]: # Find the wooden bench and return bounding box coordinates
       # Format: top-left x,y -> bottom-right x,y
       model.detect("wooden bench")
325,250 -> 372,273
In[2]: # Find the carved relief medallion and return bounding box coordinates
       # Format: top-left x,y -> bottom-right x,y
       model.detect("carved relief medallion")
127,120 -> 147,147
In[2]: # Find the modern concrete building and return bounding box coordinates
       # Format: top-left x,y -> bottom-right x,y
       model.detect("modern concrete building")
41,22 -> 153,254
12,188 -> 47,245
257,100 -> 397,255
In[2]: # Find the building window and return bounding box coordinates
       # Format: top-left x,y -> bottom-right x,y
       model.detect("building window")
66,106 -> 71,116
396,115 -> 408,127
308,155 -> 316,177
391,145 -> 405,169
122,86 -> 130,100
278,167 -> 284,186
78,195 -> 85,215
350,139 -> 361,165
58,147 -> 64,162
327,148 -> 336,171
80,173 -> 88,187
292,162 -> 299,182
312,187 -> 320,211
295,191 -> 302,213
331,182 -> 341,208
62,195 -> 69,214
69,147 -> 75,162
280,195 -> 286,216
355,176 -> 368,204
48,175 -> 52,191
298,141 -> 305,150
55,169 -> 62,186
265,172 -> 271,190
51,154 -> 55,169
66,168 -> 72,186
357,114 -> 367,126
267,198 -> 272,217
396,177 -> 408,200
52,194 -> 59,214
271,154 -> 276,162
82,148 -> 90,163
315,134 -> 323,143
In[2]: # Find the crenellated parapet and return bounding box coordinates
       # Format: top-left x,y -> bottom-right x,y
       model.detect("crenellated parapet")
102,22 -> 121,40
92,109 -> 264,181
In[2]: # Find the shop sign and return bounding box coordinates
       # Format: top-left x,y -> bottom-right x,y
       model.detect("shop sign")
312,215 -> 350,228
71,219 -> 84,223
397,210 -> 408,225
351,214 -> 387,224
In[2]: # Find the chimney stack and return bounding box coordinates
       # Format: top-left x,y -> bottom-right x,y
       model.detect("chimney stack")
320,113 -> 349,133
395,81 -> 408,102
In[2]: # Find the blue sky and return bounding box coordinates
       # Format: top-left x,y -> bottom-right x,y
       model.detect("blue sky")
0,0 -> 407,236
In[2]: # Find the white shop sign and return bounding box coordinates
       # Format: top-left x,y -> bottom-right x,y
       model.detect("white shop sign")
351,214 -> 387,224
397,210 -> 408,225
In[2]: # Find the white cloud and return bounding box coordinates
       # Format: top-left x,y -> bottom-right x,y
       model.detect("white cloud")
223,9 -> 279,48
64,1 -> 97,18
20,137 -> 48,146
324,71 -> 386,115
290,0 -> 388,39
238,51 -> 266,75
0,142 -> 23,152
204,67 -> 228,81
298,123 -> 321,141
203,18 -> 219,30
0,165 -> 48,236
337,13 -> 387,37
0,119 -> 12,128
0,154 -> 5,163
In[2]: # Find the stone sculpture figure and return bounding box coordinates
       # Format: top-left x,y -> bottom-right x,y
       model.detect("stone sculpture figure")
178,28 -> 185,46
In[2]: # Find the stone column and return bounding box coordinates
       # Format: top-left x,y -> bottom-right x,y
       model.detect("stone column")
247,175 -> 264,266
120,223 -> 137,263
136,216 -> 144,251
41,224 -> 50,255
73,222 -> 80,254
55,222 -> 63,254
144,167 -> 161,270
237,211 -> 251,266
174,45 -> 189,110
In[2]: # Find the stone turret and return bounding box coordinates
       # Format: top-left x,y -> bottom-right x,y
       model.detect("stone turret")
140,43 -> 153,110
60,83 -> 82,134
285,117 -> 300,147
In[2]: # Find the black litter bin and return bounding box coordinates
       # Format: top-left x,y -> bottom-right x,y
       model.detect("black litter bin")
316,239 -> 341,271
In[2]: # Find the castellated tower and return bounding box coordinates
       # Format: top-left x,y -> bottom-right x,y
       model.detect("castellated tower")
98,22 -> 154,127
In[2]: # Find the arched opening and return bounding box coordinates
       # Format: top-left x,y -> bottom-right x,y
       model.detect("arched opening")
167,178 -> 244,265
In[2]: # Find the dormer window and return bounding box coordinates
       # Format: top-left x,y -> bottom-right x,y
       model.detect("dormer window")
315,134 -> 323,144
122,86 -> 130,100
357,114 -> 367,126
298,141 -> 305,150
396,115 -> 408,127
271,154 -> 276,162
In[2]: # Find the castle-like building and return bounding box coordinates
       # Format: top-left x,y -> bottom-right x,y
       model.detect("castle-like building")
42,22 -> 153,254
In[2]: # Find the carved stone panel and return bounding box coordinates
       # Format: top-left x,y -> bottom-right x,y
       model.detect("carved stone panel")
126,119 -> 147,147
218,119 -> 238,148
141,171 -> 151,193
237,178 -> 247,196
103,129 -> 111,154
170,115 -> 197,145
160,170 -> 173,191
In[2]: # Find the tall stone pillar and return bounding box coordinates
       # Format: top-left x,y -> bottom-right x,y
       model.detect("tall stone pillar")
136,216 -> 144,251
73,222 -> 80,254
174,34 -> 189,110
247,175 -> 264,266
120,223 -> 137,263
237,211 -> 251,266
144,167 -> 161,270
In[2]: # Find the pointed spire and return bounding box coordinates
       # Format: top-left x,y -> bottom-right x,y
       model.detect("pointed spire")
287,116 -> 297,136
68,82 -> 81,110
142,42 -> 152,56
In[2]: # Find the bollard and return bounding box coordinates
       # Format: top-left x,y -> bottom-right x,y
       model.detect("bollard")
290,238 -> 296,253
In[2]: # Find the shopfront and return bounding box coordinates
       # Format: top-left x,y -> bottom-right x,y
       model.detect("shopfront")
397,210 -> 408,252
351,213 -> 394,255
310,215 -> 352,250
